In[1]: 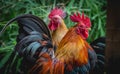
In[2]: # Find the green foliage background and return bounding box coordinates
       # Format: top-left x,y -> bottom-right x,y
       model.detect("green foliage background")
0,0 -> 106,70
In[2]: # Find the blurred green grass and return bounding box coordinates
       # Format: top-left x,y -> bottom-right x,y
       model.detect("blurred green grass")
0,0 -> 106,68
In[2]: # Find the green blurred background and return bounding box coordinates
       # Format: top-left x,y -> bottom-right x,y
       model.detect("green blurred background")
0,0 -> 106,64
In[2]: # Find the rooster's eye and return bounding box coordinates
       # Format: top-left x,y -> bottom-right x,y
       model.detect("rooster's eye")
53,17 -> 58,21
79,25 -> 84,28
79,25 -> 83,27
54,18 -> 57,20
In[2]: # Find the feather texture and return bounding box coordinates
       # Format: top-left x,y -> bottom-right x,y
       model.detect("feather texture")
31,26 -> 97,74
0,14 -> 55,74
0,13 -> 98,74
90,37 -> 105,74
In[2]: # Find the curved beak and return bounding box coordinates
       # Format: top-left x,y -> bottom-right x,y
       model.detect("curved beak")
87,28 -> 91,30
49,18 -> 51,21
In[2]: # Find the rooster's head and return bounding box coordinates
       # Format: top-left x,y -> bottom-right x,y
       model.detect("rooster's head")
48,7 -> 66,31
70,12 -> 91,39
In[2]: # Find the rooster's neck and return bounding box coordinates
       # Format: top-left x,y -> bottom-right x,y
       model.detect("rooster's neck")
55,27 -> 89,66
52,20 -> 68,46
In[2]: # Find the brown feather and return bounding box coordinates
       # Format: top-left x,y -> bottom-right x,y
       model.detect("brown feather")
55,27 -> 90,66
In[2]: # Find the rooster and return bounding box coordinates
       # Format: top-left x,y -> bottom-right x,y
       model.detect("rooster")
48,7 -> 68,47
30,12 -> 97,74
0,14 -> 53,74
70,13 -> 105,74
0,12 -> 97,74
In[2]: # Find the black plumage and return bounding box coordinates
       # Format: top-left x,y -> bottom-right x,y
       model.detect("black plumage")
90,37 -> 105,74
0,14 -> 54,74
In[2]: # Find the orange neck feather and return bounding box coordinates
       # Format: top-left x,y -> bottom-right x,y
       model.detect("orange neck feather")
55,27 -> 92,66
52,19 -> 68,46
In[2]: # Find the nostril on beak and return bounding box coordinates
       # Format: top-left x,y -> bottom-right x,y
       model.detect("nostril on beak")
87,28 -> 91,30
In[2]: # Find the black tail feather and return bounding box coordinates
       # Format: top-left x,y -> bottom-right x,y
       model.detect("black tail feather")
0,14 -> 51,39
0,14 -> 55,74
90,37 -> 105,74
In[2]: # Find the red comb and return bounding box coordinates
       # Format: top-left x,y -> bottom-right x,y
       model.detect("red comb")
48,7 -> 66,19
70,12 -> 91,27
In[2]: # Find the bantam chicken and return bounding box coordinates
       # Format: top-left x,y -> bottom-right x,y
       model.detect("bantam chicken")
70,12 -> 105,74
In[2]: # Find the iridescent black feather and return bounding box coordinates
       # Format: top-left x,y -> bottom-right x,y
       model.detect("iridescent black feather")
0,14 -> 54,74
90,37 -> 105,74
